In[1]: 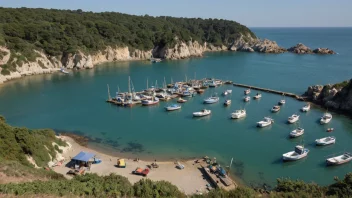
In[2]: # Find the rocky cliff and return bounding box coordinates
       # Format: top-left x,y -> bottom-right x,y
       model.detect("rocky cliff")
288,43 -> 336,54
303,79 -> 352,115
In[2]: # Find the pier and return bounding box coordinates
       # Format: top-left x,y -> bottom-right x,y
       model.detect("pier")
200,163 -> 237,191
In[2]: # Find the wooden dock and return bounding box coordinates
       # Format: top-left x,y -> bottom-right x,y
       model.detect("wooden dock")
200,164 -> 237,191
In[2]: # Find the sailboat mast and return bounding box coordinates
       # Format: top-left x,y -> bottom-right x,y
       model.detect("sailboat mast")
107,84 -> 111,100
146,78 -> 148,90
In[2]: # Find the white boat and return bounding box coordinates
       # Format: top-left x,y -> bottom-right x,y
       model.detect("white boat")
176,162 -> 185,169
141,97 -> 159,106
282,145 -> 309,161
222,91 -> 228,96
301,103 -> 311,112
271,105 -> 281,112
231,110 -> 246,119
177,98 -> 187,103
326,153 -> 352,166
315,136 -> 336,146
278,99 -> 286,105
165,104 -> 181,111
244,89 -> 251,95
60,67 -> 69,74
257,117 -> 274,127
320,113 -> 332,124
290,127 -> 304,138
243,96 -> 250,102
204,95 -> 219,104
208,81 -> 217,87
288,114 -> 299,124
224,99 -> 231,106
193,109 -> 211,117
226,90 -> 232,94
253,93 -> 262,99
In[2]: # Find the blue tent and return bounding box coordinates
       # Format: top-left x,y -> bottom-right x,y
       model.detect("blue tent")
72,151 -> 95,162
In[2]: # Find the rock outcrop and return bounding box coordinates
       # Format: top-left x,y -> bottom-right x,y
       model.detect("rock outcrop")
288,43 -> 336,54
312,48 -> 336,54
228,36 -> 286,53
303,79 -> 352,115
152,41 -> 205,60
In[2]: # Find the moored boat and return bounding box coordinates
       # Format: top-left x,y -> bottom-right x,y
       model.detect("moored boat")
204,94 -> 219,104
326,153 -> 352,166
253,93 -> 262,99
224,99 -> 231,106
177,98 -> 187,103
193,109 -> 211,117
290,127 -> 304,138
282,145 -> 309,161
257,117 -> 274,127
315,136 -> 336,146
243,96 -> 250,102
271,105 -> 280,112
327,128 -> 334,132
320,112 -> 332,124
278,99 -> 286,105
244,89 -> 251,95
60,67 -> 69,74
165,104 -> 181,111
301,103 -> 311,112
141,96 -> 159,106
288,114 -> 299,124
231,110 -> 246,119
197,89 -> 205,94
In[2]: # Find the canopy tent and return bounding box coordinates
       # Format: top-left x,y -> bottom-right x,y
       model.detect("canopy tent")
72,151 -> 95,162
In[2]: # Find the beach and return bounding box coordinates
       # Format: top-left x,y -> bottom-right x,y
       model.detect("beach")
54,136 -> 210,195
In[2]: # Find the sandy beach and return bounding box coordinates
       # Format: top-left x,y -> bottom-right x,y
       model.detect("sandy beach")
53,136 -> 210,195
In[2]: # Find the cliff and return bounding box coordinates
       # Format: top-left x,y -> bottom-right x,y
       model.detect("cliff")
303,79 -> 352,115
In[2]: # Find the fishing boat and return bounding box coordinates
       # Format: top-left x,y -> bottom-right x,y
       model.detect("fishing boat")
224,99 -> 231,106
271,105 -> 281,112
197,89 -> 205,94
326,153 -> 352,166
244,89 -> 251,95
177,98 -> 187,103
320,112 -> 332,124
204,94 -> 219,104
327,128 -> 334,132
315,136 -> 336,146
60,67 -> 69,74
231,110 -> 246,119
288,114 -> 299,124
243,96 -> 250,102
290,127 -> 304,138
253,93 -> 262,99
301,103 -> 311,112
208,80 -> 217,87
193,109 -> 211,117
278,99 -> 286,105
282,145 -> 309,161
257,117 -> 274,127
165,104 -> 181,111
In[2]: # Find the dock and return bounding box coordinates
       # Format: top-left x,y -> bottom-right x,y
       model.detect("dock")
200,163 -> 237,191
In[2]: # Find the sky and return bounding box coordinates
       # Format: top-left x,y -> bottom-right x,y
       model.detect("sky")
0,0 -> 351,27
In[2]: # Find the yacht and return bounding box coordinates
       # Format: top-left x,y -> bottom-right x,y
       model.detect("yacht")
253,93 -> 262,99
204,94 -> 219,104
271,105 -> 281,112
231,110 -> 246,119
257,117 -> 274,127
288,114 -> 299,124
320,113 -> 332,124
193,109 -> 211,117
290,127 -> 304,138
165,104 -> 181,111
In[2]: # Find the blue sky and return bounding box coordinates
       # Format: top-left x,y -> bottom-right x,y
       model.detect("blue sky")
1,0 -> 350,27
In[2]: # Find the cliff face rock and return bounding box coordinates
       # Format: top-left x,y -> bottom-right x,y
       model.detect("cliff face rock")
303,79 -> 352,115
152,41 -> 206,60
0,47 -> 10,65
288,43 -> 336,54
228,36 -> 286,53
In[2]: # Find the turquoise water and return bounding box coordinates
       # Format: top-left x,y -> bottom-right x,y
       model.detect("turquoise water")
1,28 -> 352,187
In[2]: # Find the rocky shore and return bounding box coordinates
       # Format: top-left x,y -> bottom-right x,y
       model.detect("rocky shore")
303,79 -> 352,115
287,43 -> 336,54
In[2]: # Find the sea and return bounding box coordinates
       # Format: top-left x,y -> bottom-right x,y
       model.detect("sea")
1,28 -> 352,187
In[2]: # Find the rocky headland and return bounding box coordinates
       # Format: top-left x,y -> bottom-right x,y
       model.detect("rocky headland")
287,43 -> 336,54
303,79 -> 352,115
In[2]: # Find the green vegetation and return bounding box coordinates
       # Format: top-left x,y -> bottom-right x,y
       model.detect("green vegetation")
332,80 -> 349,90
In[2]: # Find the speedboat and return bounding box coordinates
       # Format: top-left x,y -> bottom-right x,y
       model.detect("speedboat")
253,93 -> 262,99
244,89 -> 250,95
326,153 -> 352,166
141,97 -> 159,106
165,104 -> 181,111
204,95 -> 219,104
271,105 -> 281,112
224,99 -> 231,106
282,145 -> 309,161
327,128 -> 334,132
278,100 -> 286,105
243,96 -> 250,102
257,117 -> 274,127
231,110 -> 246,119
193,109 -> 211,117
177,98 -> 187,103
315,136 -> 336,146
288,114 -> 299,124
320,113 -> 332,124
301,103 -> 311,112
290,127 -> 304,138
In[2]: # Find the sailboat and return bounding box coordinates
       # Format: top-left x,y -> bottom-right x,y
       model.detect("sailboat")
124,76 -> 135,107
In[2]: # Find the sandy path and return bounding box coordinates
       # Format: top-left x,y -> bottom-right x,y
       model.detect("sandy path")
53,136 -> 209,195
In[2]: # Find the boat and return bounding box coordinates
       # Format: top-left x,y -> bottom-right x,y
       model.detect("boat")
290,127 -> 304,138
315,136 -> 336,146
208,80 -> 217,87
278,99 -> 286,105
257,117 -> 274,127
327,128 -> 334,132
165,104 -> 181,111
288,114 -> 299,124
177,98 -> 187,103
253,93 -> 262,99
320,112 -> 332,124
243,96 -> 250,102
176,162 -> 185,169
60,67 -> 69,74
326,153 -> 352,166
224,80 -> 233,84
182,90 -> 193,97
301,103 -> 311,112
231,110 -> 246,119
222,90 -> 232,96
193,109 -> 211,117
197,89 -> 205,94
244,89 -> 251,95
271,105 -> 281,112
141,92 -> 159,106
282,145 -> 309,161
151,58 -> 161,63
204,95 -> 219,104
224,99 -> 231,106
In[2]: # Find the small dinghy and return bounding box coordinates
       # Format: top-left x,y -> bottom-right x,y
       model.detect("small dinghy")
257,117 -> 274,127
288,114 -> 299,124
315,136 -> 336,146
231,110 -> 246,119
320,112 -> 332,124
290,127 -> 304,138
271,105 -> 280,113
301,103 -> 310,112
327,128 -> 334,132
165,104 -> 181,111
243,96 -> 250,102
253,93 -> 262,99
282,145 -> 309,161
177,98 -> 187,103
224,99 -> 231,106
193,109 -> 211,117
244,89 -> 251,95
326,152 -> 352,166
176,162 -> 185,169
278,99 -> 286,105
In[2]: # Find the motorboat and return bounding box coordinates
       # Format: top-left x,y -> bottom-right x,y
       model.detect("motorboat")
208,81 -> 217,87
193,109 -> 211,117
278,99 -> 286,105
253,93 -> 262,99
60,67 -> 69,74
177,98 -> 187,103
224,99 -> 231,106
271,105 -> 281,112
197,89 -> 205,94
288,114 -> 299,124
231,110 -> 246,119
141,97 -> 159,106
257,117 -> 274,127
243,96 -> 250,102
301,103 -> 311,112
282,145 -> 309,161
326,153 -> 352,166
327,128 -> 334,132
176,162 -> 185,169
315,136 -> 336,146
290,127 -> 304,138
222,90 -> 232,96
320,113 -> 332,124
244,89 -> 251,95
182,91 -> 192,97
165,104 -> 181,111
204,95 -> 219,104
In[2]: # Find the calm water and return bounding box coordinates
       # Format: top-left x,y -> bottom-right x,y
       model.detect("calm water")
1,28 -> 352,187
